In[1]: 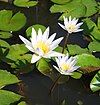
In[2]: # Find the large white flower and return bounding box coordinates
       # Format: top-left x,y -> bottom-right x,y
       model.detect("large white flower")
19,27 -> 64,63
58,16 -> 83,34
53,54 -> 80,75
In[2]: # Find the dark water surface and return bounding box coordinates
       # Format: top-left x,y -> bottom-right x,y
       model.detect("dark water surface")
0,0 -> 100,105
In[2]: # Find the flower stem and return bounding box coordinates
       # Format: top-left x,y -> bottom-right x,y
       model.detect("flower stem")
49,73 -> 62,95
62,33 -> 70,53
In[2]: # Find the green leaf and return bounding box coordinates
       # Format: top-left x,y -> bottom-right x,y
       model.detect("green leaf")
90,71 -> 100,92
0,90 -> 21,105
82,0 -> 98,17
71,72 -> 82,79
67,44 -> 89,55
6,44 -> 29,61
76,54 -> 100,67
50,0 -> 86,19
36,58 -> 52,75
0,10 -> 26,31
0,31 -> 12,39
18,101 -> 27,105
51,0 -> 71,4
0,70 -> 20,89
98,17 -> 100,30
0,39 -> 10,48
14,0 -> 38,7
82,18 -> 100,40
88,41 -> 100,52
26,24 -> 46,38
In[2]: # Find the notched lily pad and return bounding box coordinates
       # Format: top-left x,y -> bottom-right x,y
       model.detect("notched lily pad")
0,10 -> 26,31
14,0 -> 38,7
90,71 -> 100,92
0,70 -> 20,89
51,0 -> 71,4
0,90 -> 22,105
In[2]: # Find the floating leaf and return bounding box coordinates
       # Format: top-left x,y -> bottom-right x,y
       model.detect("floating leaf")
71,71 -> 82,79
0,31 -> 12,39
51,0 -> 71,4
82,18 -> 100,40
0,10 -> 26,31
82,0 -> 98,17
90,71 -> 100,92
14,0 -> 38,7
36,58 -> 52,75
76,54 -> 100,67
26,24 -> 46,38
0,39 -> 10,48
6,44 -> 29,61
0,90 -> 21,105
88,41 -> 100,52
18,101 -> 27,105
0,70 -> 20,89
68,44 -> 89,55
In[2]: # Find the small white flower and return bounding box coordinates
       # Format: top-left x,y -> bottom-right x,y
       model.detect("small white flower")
19,27 -> 64,63
58,16 -> 83,34
53,54 -> 80,75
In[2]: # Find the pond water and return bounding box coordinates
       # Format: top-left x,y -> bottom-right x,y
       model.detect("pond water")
0,0 -> 100,105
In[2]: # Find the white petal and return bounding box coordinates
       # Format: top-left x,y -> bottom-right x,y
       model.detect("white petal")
47,33 -> 56,44
37,28 -> 42,40
53,65 -> 59,71
32,28 -> 37,41
50,37 -> 63,50
19,35 -> 33,52
74,29 -> 83,32
76,22 -> 83,27
46,51 -> 64,58
69,16 -> 72,23
43,27 -> 49,40
31,54 -> 41,63
58,23 -> 66,30
55,57 -> 60,66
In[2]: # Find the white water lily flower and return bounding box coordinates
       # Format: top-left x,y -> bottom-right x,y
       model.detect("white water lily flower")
53,54 -> 80,75
58,16 -> 83,34
19,27 -> 64,63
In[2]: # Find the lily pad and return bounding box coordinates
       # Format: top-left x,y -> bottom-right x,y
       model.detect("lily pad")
0,90 -> 21,105
88,41 -> 100,52
0,70 -> 20,89
0,10 -> 26,31
0,31 -> 12,39
26,24 -> 46,38
76,54 -> 100,67
82,18 -> 100,40
50,0 -> 71,4
14,0 -> 38,7
67,44 -> 89,55
71,71 -> 82,79
0,39 -> 10,48
90,71 -> 100,92
18,101 -> 27,105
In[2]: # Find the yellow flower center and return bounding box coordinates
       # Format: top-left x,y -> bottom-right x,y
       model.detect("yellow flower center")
67,24 -> 76,32
35,40 -> 50,54
61,63 -> 71,71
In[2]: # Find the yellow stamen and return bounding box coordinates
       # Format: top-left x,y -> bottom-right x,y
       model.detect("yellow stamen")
35,40 -> 50,54
67,24 -> 76,32
61,63 -> 71,71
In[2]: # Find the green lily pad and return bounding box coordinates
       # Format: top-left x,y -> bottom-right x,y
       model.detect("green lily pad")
0,31 -> 12,39
76,54 -> 100,67
71,71 -> 82,79
0,10 -> 26,31
51,0 -> 71,4
68,44 -> 89,55
0,70 -> 20,89
82,0 -> 98,17
36,58 -> 52,75
26,24 -> 46,38
0,90 -> 21,105
82,18 -> 100,40
90,71 -> 100,92
14,0 -> 38,7
88,41 -> 100,52
18,101 -> 27,105
0,39 -> 10,48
